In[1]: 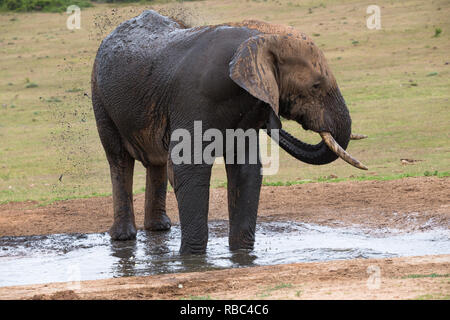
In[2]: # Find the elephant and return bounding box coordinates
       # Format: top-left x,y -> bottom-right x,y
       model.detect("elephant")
91,10 -> 367,254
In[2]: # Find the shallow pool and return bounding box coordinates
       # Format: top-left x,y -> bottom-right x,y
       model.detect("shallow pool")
0,220 -> 449,287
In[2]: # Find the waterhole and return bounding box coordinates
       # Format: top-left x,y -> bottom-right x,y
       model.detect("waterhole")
0,221 -> 449,287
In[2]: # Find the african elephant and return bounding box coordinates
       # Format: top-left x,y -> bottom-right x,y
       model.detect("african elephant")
91,11 -> 367,254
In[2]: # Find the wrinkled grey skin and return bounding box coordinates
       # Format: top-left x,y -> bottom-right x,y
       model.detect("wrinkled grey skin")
92,11 -> 353,254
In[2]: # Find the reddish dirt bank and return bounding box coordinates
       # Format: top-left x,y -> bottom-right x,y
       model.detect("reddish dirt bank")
0,177 -> 448,237
0,255 -> 448,300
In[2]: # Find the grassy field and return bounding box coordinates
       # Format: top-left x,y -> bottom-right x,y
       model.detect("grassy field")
0,0 -> 449,203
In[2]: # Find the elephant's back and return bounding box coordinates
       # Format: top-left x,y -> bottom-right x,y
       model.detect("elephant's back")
94,10 -> 183,84
99,10 -> 182,54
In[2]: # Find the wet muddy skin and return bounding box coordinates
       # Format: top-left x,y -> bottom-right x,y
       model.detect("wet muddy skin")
0,221 -> 449,287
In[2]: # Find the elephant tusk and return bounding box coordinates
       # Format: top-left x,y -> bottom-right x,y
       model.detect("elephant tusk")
350,133 -> 368,140
320,132 -> 368,170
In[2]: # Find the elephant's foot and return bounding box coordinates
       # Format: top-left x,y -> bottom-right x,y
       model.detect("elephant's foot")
229,242 -> 255,251
109,220 -> 137,240
179,239 -> 208,255
144,212 -> 171,231
229,233 -> 255,251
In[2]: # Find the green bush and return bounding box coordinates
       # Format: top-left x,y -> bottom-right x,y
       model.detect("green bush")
0,0 -> 93,12
91,0 -> 141,2
0,0 -> 198,13
5,0 -> 23,11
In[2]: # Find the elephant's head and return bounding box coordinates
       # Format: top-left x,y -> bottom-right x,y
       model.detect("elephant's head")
229,29 -> 367,170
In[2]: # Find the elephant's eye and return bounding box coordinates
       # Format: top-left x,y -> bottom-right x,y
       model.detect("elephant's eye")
312,82 -> 320,90
296,93 -> 304,100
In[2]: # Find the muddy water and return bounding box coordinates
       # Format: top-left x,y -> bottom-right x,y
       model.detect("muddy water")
0,221 -> 449,287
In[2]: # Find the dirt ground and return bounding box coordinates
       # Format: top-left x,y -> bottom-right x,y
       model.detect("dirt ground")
0,255 -> 448,300
0,177 -> 449,237
0,177 -> 449,300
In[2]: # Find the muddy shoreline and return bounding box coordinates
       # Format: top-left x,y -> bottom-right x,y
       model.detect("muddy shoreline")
0,254 -> 448,300
0,177 -> 449,237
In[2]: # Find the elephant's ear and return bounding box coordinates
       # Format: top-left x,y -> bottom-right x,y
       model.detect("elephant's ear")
229,35 -> 280,128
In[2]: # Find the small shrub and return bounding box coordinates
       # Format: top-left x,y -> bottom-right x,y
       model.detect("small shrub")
25,82 -> 38,88
65,88 -> 83,93
424,170 -> 438,176
433,27 -> 442,37
46,97 -> 62,103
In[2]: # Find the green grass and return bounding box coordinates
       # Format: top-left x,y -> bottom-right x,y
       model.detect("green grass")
0,0 -> 449,204
256,282 -> 294,298
402,274 -> 450,279
414,293 -> 450,300
263,171 -> 449,186
180,295 -> 213,300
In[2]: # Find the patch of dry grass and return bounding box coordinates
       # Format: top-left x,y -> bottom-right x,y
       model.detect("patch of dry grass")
0,0 -> 449,203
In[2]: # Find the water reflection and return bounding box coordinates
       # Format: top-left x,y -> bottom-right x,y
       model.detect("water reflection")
110,239 -> 137,278
230,250 -> 258,267
142,229 -> 177,276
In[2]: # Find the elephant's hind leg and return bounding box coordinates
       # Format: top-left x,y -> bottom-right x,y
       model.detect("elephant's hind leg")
108,152 -> 136,240
144,164 -> 171,231
93,100 -> 137,240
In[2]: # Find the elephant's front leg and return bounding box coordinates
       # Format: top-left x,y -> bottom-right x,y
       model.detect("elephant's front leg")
225,141 -> 262,251
144,164 -> 171,231
172,163 -> 212,254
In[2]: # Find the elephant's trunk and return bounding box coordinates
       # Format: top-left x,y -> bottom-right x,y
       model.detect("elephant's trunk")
276,129 -> 333,164
268,89 -> 368,170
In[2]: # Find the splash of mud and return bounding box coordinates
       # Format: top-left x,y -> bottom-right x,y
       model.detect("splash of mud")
47,4 -> 205,200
